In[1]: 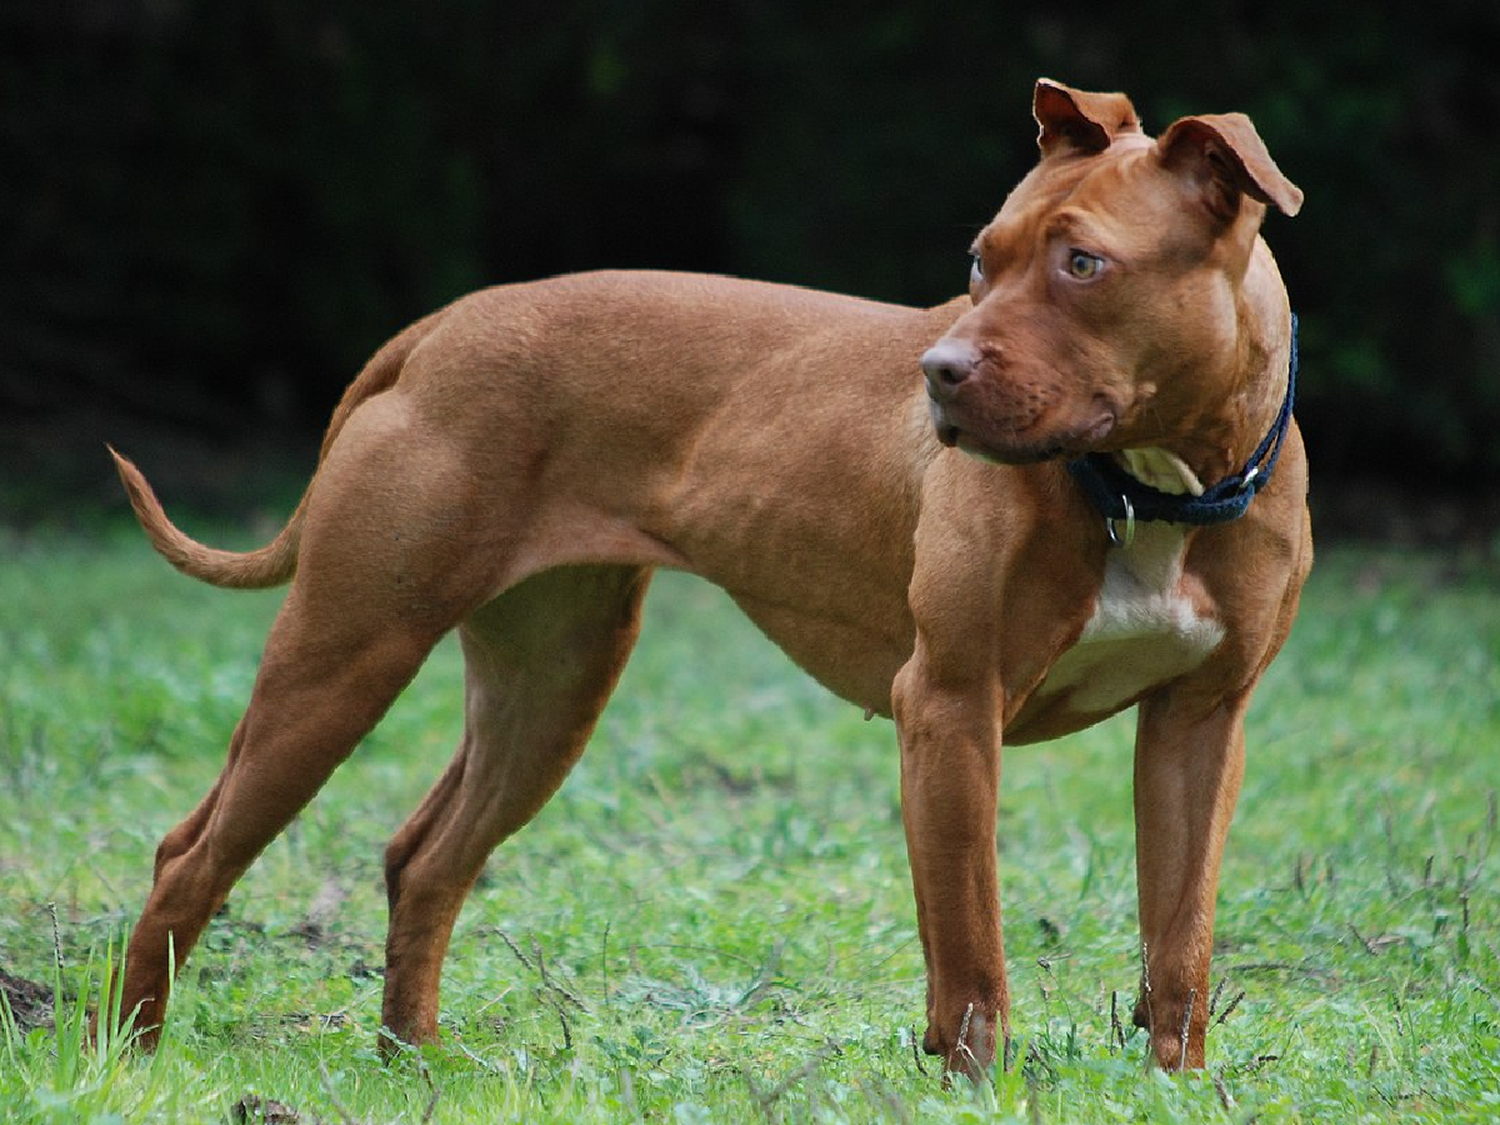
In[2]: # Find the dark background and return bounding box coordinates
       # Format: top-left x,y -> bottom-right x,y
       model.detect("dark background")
3,2 -> 1498,539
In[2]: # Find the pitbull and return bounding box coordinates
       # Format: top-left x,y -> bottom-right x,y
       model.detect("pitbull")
108,78 -> 1307,1074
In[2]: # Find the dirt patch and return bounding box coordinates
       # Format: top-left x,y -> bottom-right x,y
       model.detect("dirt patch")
0,969 -> 53,1034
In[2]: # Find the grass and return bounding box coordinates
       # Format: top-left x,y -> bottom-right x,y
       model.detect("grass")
1,522 -> 1497,1123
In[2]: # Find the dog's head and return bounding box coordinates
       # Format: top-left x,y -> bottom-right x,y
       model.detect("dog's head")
921,79 -> 1303,467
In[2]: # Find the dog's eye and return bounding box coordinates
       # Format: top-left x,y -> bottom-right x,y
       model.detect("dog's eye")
1067,250 -> 1105,280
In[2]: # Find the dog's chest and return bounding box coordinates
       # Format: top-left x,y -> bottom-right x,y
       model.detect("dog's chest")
1034,526 -> 1225,716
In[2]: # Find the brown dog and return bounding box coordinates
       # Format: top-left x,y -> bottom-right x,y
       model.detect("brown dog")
108,79 -> 1307,1075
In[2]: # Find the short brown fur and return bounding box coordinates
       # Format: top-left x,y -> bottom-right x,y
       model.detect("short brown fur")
108,80 -> 1308,1076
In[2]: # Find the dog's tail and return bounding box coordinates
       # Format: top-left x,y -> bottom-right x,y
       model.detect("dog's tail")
108,447 -> 306,590
110,312 -> 440,590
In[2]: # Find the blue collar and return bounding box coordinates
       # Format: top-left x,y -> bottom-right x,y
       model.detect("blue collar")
1066,314 -> 1298,543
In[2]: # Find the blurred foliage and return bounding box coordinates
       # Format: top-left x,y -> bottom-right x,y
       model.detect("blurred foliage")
2,1 -> 1497,486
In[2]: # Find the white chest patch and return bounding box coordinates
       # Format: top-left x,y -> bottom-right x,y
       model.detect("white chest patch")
1037,524 -> 1226,715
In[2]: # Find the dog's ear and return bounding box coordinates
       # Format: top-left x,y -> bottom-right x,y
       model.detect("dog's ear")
1157,114 -> 1304,223
1034,79 -> 1142,157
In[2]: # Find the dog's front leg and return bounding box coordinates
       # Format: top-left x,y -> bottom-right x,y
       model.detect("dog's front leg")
1131,688 -> 1251,1070
892,651 -> 1007,1080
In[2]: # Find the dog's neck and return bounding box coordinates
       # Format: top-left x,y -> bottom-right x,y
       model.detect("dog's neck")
1068,313 -> 1298,534
1122,309 -> 1296,501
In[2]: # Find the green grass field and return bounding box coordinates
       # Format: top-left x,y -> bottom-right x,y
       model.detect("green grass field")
1,525 -> 1497,1123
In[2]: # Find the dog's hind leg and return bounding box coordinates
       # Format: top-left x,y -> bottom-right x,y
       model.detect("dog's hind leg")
377,564 -> 652,1052
117,588 -> 454,1047
115,403 -> 513,1047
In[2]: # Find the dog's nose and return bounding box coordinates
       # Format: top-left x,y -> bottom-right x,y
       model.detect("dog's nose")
921,341 -> 978,401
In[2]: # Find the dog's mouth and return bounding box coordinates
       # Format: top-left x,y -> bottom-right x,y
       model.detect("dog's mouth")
943,426 -> 1055,465
933,406 -> 1117,466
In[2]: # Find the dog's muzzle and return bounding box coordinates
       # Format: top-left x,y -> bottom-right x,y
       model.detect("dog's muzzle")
921,341 -> 979,448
